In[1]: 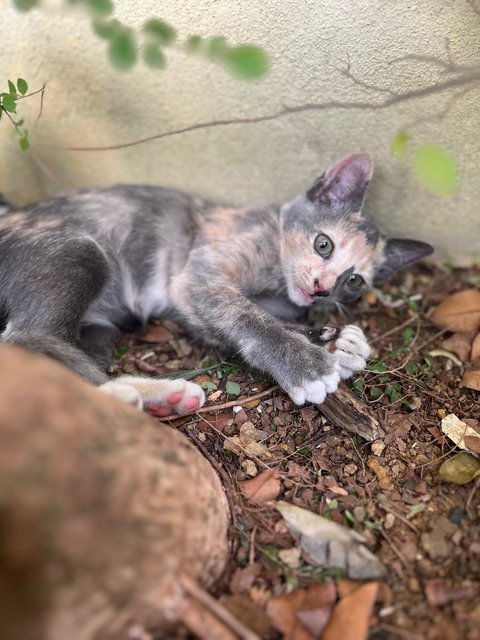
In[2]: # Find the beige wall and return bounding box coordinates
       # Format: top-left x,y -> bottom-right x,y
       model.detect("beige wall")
0,0 -> 479,264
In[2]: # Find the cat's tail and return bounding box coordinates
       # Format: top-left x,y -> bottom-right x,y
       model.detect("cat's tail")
2,332 -> 108,385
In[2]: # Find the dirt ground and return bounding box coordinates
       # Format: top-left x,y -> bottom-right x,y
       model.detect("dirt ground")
111,263 -> 480,640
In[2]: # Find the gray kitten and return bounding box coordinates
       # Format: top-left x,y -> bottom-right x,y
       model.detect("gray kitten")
0,153 -> 432,415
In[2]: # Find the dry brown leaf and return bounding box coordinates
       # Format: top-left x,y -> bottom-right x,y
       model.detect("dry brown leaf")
441,413 -> 480,451
266,583 -> 336,640
430,289 -> 480,332
138,323 -> 173,343
461,369 -> 480,391
442,331 -> 476,362
322,582 -> 379,640
471,332 -> 480,360
464,435 -> 480,454
238,468 -> 280,505
229,563 -> 262,595
425,579 -> 477,606
220,594 -> 271,637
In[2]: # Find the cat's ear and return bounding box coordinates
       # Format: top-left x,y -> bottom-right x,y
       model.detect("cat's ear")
306,153 -> 373,211
375,238 -> 434,281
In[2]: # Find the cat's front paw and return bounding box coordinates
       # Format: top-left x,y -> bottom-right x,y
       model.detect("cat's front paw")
331,324 -> 371,380
286,370 -> 341,405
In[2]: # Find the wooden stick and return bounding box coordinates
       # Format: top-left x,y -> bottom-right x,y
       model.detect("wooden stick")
319,384 -> 385,441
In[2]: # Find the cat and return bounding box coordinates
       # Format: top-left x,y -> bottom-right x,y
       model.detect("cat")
0,153 -> 432,416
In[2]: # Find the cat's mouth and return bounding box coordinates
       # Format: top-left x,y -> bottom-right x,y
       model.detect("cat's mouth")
296,286 -> 315,305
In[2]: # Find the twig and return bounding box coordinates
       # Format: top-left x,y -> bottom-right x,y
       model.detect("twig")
196,385 -> 278,413
65,67 -> 480,152
379,529 -> 412,573
370,316 -> 417,345
371,623 -> 424,640
180,574 -> 261,640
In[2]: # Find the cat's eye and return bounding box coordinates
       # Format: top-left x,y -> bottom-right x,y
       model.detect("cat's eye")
314,234 -> 333,258
347,274 -> 364,289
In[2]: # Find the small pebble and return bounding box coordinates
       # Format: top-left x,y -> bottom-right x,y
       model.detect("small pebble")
371,441 -> 386,456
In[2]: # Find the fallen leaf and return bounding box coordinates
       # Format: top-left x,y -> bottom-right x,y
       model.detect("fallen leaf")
241,459 -> 258,477
425,579 -> 477,606
275,502 -> 386,580
238,468 -> 280,504
229,563 -> 262,595
220,594 -> 271,637
430,289 -> 480,332
322,582 -> 379,640
239,421 -> 258,445
138,323 -> 173,343
464,435 -> 480,454
278,546 -> 302,569
471,332 -> 480,360
267,583 -> 336,640
442,332 -> 476,362
439,452 -> 480,485
428,348 -> 463,367
461,369 -> 480,391
441,413 -> 480,451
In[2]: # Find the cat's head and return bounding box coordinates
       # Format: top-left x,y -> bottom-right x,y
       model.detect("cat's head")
279,153 -> 433,308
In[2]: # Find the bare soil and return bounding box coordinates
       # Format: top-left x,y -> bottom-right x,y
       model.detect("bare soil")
111,263 -> 480,640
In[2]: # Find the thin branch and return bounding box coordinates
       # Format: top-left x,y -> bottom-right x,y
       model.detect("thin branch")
339,54 -> 398,96
388,53 -> 472,74
467,0 -> 480,18
196,385 -> 278,413
65,67 -> 480,152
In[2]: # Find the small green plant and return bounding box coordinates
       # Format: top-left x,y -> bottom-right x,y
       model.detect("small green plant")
0,78 -> 30,150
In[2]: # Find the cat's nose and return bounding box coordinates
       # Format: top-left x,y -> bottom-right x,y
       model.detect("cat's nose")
313,279 -> 330,297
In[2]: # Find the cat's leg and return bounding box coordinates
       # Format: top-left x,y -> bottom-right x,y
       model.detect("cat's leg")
172,280 -> 370,406
2,236 -> 111,386
78,325 -> 205,414
101,376 -> 205,416
79,323 -> 120,370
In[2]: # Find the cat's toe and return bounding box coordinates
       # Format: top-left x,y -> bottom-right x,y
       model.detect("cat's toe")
145,379 -> 205,417
287,371 -> 340,405
99,381 -> 143,409
334,325 -> 371,379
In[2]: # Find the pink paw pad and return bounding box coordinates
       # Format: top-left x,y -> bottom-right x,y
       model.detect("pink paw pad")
145,402 -> 174,417
182,396 -> 200,411
167,391 -> 183,405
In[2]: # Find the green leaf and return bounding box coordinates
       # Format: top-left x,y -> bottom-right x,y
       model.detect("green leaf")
226,380 -> 241,396
224,45 -> 269,79
108,30 -> 137,71
87,0 -> 113,17
143,43 -> 166,69
92,19 -> 121,39
370,387 -> 383,400
353,378 -> 365,393
412,145 -> 458,197
8,80 -> 16,96
2,95 -> 17,113
143,19 -> 176,44
206,36 -> 228,59
16,78 -> 28,95
391,131 -> 410,158
402,327 -> 415,343
185,34 -> 202,51
12,0 -> 38,11
19,137 -> 30,151
201,380 -> 218,392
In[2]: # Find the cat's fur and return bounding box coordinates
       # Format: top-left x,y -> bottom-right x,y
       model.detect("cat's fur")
0,153 -> 432,415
